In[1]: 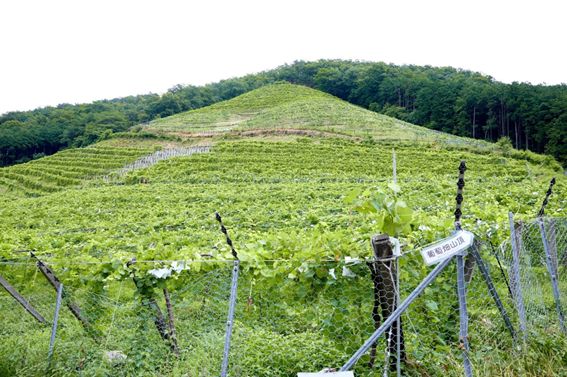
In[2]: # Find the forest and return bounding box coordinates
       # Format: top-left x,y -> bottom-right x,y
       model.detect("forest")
1,60 -> 566,166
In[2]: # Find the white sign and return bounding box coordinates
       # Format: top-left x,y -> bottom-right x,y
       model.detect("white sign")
298,372 -> 353,377
420,230 -> 474,265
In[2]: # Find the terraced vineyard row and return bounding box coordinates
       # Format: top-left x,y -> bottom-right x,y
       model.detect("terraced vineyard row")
126,139 -> 556,185
0,142 -> 156,197
0,138 -> 562,264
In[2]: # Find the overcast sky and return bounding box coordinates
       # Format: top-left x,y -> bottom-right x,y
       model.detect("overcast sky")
1,0 -> 566,115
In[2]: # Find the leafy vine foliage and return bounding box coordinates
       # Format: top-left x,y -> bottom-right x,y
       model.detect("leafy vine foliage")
345,183 -> 414,237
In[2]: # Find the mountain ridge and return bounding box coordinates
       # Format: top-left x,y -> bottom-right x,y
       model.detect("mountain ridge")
2,60 -> 565,167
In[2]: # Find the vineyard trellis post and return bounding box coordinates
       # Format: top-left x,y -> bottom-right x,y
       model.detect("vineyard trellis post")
47,282 -> 63,370
216,212 -> 240,377
537,218 -> 566,333
395,245 -> 401,377
454,161 -> 472,377
392,148 -> 401,377
221,259 -> 240,377
456,254 -> 472,377
508,212 -> 528,340
367,234 -> 405,372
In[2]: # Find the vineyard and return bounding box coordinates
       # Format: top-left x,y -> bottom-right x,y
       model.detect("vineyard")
0,83 -> 566,376
0,141 -> 157,197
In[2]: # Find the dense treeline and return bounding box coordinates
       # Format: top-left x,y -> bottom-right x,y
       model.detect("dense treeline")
1,60 -> 566,166
0,96 -> 154,165
0,77 -> 269,165
273,61 -> 567,164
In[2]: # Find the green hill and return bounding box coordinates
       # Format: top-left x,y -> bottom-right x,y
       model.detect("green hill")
144,83 -> 492,148
0,83 -> 565,376
3,61 -> 566,167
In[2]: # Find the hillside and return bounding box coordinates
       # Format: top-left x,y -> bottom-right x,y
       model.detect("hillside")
1,84 -> 560,199
0,84 -> 565,376
145,83 -> 493,149
3,60 -> 566,168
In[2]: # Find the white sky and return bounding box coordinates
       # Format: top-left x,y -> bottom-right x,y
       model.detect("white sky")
1,0 -> 566,115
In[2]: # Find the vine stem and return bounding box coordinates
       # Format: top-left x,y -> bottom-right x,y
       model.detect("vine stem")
163,288 -> 180,356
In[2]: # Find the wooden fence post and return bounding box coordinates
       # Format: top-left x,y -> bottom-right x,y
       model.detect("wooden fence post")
367,234 -> 405,370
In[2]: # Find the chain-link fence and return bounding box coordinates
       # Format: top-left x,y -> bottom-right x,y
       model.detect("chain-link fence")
0,261 -> 234,377
497,216 -> 567,336
1,221 -> 565,377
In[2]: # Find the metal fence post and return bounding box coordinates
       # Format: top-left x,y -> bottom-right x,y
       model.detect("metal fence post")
340,256 -> 453,372
47,283 -> 63,369
395,256 -> 401,377
509,212 -> 527,340
221,260 -> 240,377
457,254 -> 472,377
538,218 -> 566,333
469,245 -> 516,339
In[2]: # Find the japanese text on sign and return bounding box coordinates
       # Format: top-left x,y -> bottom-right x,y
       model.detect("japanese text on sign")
420,230 -> 474,265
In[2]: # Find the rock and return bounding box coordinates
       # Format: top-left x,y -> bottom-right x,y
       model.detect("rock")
104,350 -> 127,365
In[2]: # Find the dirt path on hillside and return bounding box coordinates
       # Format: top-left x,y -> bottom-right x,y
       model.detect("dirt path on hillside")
167,128 -> 361,140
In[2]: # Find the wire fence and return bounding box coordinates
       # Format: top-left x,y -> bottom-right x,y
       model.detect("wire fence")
102,146 -> 211,182
0,218 -> 565,376
498,216 -> 567,335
